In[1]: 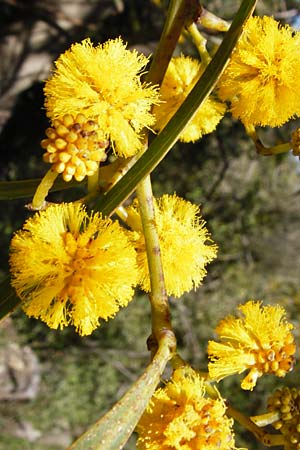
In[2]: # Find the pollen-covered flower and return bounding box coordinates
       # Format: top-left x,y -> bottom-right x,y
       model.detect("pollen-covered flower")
208,301 -> 296,390
44,38 -> 159,157
152,55 -> 226,142
9,203 -> 138,336
268,387 -> 300,449
126,194 -> 218,297
41,114 -> 108,182
136,366 -> 236,450
218,16 -> 300,128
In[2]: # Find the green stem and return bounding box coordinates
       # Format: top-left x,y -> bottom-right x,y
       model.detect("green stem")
136,177 -> 173,344
134,0 -> 194,351
246,125 -> 291,156
31,168 -> 59,209
171,354 -> 209,380
251,411 -> 281,427
87,169 -> 100,193
146,0 -> 199,86
198,7 -> 230,32
115,205 -> 128,223
227,404 -> 287,447
187,23 -> 211,66
98,157 -> 138,191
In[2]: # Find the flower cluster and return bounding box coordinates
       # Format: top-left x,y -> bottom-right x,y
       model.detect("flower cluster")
9,193 -> 218,334
41,114 -> 108,182
208,301 -> 296,390
9,203 -> 138,336
136,366 -> 236,450
268,387 -> 300,449
218,16 -> 300,128
44,38 -> 160,159
153,55 -> 226,142
126,194 -> 218,297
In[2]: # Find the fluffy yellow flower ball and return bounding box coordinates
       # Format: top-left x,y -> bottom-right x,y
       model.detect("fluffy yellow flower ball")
126,194 -> 218,297
218,16 -> 300,127
10,203 -> 139,336
153,55 -> 226,142
208,301 -> 296,390
136,366 -> 236,450
44,38 -> 159,157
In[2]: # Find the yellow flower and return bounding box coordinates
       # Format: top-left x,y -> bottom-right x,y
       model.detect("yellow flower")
208,301 -> 296,390
136,366 -> 236,450
41,113 -> 108,182
218,16 -> 300,128
44,38 -> 159,157
126,194 -> 218,297
9,203 -> 138,336
267,387 -> 300,448
152,56 -> 226,143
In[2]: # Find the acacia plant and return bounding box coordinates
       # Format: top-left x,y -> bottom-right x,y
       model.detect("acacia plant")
1,1 -> 300,449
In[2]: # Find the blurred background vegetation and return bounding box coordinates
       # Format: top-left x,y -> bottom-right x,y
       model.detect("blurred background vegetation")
0,0 -> 300,449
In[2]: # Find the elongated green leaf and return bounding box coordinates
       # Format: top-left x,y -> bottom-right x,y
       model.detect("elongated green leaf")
0,276 -> 20,320
94,0 -> 257,216
0,178 -> 84,200
68,340 -> 171,450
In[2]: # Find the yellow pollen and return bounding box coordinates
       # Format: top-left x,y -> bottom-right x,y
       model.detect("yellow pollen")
60,232 -> 93,297
252,341 -> 295,378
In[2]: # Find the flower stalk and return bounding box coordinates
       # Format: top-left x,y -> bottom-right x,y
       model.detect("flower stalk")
246,125 -> 291,156
31,168 -> 58,209
197,7 -> 230,32
87,169 -> 100,193
146,0 -> 200,86
187,22 -> 211,66
136,176 -> 171,346
251,411 -> 281,427
134,0 -> 194,352
227,404 -> 287,447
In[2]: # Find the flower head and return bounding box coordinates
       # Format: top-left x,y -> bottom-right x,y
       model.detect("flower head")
208,301 -> 296,390
218,16 -> 300,128
9,203 -> 138,336
126,194 -> 218,297
44,38 -> 159,157
41,113 -> 108,182
152,56 -> 226,142
268,387 -> 300,449
136,366 -> 236,450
